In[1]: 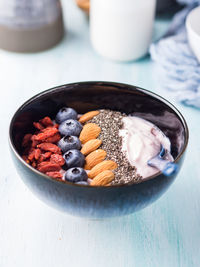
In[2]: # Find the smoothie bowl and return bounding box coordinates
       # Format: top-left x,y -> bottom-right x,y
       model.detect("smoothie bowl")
9,82 -> 188,218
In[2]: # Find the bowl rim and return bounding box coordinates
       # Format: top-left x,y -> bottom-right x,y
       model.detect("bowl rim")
9,81 -> 189,188
186,6 -> 200,38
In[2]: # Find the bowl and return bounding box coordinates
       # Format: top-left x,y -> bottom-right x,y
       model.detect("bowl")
186,6 -> 200,63
9,81 -> 189,218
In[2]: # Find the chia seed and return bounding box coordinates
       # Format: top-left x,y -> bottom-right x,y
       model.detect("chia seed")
90,109 -> 142,185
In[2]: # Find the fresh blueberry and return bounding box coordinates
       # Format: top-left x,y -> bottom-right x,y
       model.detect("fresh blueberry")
64,167 -> 88,183
59,119 -> 83,136
55,107 -> 77,124
58,135 -> 81,153
63,149 -> 85,168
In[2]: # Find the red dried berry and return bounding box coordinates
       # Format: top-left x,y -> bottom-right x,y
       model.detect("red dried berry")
31,135 -> 39,148
43,151 -> 52,158
44,133 -> 61,143
46,171 -> 63,179
33,122 -> 44,130
40,116 -> 54,127
35,128 -> 58,141
34,149 -> 41,160
32,161 -> 37,168
37,162 -> 61,173
50,154 -> 65,166
37,143 -> 61,154
28,149 -> 36,161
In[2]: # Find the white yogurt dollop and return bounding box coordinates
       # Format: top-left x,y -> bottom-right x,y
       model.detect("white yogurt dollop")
119,116 -> 173,178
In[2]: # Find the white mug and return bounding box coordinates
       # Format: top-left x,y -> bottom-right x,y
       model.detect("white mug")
90,0 -> 156,61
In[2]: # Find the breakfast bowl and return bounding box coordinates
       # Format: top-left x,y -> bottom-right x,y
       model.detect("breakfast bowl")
9,81 -> 189,218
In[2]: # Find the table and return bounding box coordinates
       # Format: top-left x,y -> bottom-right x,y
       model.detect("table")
1,1 -> 199,266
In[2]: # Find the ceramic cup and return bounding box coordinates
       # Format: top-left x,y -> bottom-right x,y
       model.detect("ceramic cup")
186,6 -> 200,63
90,0 -> 156,62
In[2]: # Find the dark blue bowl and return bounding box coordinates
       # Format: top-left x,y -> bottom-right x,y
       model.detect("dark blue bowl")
9,81 -> 189,218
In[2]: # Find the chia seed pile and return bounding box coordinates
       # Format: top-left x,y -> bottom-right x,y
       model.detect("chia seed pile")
90,109 -> 142,185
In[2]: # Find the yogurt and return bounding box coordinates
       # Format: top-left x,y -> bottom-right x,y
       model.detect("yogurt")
119,116 -> 173,178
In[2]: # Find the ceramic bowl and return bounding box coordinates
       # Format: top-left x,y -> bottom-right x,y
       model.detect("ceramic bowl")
9,81 -> 189,218
186,6 -> 200,63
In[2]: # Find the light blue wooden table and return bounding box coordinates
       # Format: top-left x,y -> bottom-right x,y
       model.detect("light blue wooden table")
0,1 -> 199,266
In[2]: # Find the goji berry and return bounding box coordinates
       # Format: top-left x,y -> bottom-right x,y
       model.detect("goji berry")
50,154 -> 65,166
44,133 -> 61,143
28,148 -> 36,161
37,143 -> 61,154
46,171 -> 63,179
34,148 -> 41,160
43,152 -> 52,158
37,162 -> 61,173
33,122 -> 44,130
32,161 -> 37,168
40,116 -> 53,127
35,128 -> 58,141
31,135 -> 39,148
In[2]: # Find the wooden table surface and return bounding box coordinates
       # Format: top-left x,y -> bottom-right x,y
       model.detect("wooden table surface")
1,1 -> 199,266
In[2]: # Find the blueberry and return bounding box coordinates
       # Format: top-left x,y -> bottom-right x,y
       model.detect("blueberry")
63,149 -> 85,168
58,135 -> 81,153
64,167 -> 88,183
55,107 -> 77,124
59,119 -> 83,136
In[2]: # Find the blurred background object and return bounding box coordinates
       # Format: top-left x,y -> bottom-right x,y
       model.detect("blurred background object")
76,0 -> 179,14
76,0 -> 89,15
0,0 -> 64,53
90,0 -> 156,62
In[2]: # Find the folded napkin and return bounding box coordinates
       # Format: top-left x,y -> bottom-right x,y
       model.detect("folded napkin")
150,0 -> 200,109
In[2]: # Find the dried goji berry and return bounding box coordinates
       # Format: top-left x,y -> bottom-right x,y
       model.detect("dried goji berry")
50,154 -> 65,166
37,143 -> 61,154
43,151 -> 52,158
37,162 -> 61,173
34,148 -> 41,160
31,135 -> 39,148
28,149 -> 36,161
46,171 -> 63,179
44,133 -> 61,143
37,152 -> 52,163
32,161 -> 37,168
40,116 -> 53,127
33,122 -> 44,130
22,134 -> 32,147
35,128 -> 58,141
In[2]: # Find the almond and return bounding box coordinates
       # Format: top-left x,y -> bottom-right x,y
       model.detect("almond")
90,170 -> 114,186
88,160 -> 118,179
81,139 -> 102,155
79,123 -> 101,144
84,149 -> 106,170
79,110 -> 100,124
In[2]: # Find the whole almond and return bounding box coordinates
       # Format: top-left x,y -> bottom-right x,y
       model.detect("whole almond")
81,139 -> 102,155
79,123 -> 101,144
84,149 -> 106,170
88,160 -> 118,179
79,110 -> 100,124
90,170 -> 114,186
